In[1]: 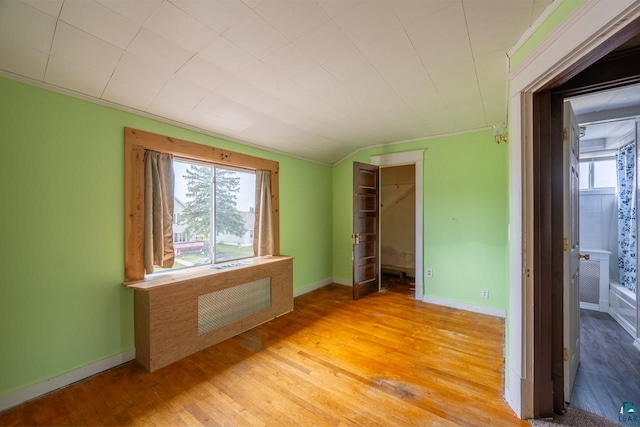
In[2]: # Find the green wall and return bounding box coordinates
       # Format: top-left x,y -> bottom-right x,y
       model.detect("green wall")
333,130 -> 509,312
509,0 -> 585,70
0,77 -> 333,396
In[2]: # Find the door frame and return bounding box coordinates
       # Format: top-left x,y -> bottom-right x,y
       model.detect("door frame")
371,150 -> 424,301
505,4 -> 640,418
532,45 -> 640,417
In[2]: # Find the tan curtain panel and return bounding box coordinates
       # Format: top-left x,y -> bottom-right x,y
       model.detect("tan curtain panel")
254,170 -> 274,256
144,150 -> 175,273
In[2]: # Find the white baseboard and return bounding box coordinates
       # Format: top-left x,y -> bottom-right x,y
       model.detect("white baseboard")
0,349 -> 136,412
579,302 -> 600,311
422,295 -> 506,318
293,278 -> 334,297
504,369 -> 523,418
332,277 -> 352,287
293,278 -> 354,297
609,307 -> 636,338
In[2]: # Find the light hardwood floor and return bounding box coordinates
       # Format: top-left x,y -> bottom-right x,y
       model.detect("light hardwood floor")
0,284 -> 529,426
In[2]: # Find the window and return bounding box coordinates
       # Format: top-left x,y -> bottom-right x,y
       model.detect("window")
124,127 -> 280,283
579,158 -> 616,190
166,159 -> 256,271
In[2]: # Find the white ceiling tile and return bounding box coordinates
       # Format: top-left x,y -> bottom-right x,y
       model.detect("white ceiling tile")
463,1 -> 532,35
158,74 -> 208,107
290,64 -> 340,97
332,1 -> 402,47
241,0 -> 264,10
412,34 -> 473,72
389,69 -> 437,105
176,56 -> 233,91
0,42 -> 48,80
0,1 -> 56,53
360,28 -> 416,67
59,0 -> 140,49
468,16 -> 531,57
359,28 -> 434,100
321,48 -> 377,85
197,36 -> 260,75
144,1 -> 217,53
21,0 -> 63,17
44,56 -> 110,97
452,104 -> 487,129
126,28 -> 191,73
147,94 -> 196,121
102,78 -> 157,110
170,0 -> 252,33
222,13 -> 288,58
428,64 -> 482,113
51,22 -> 123,75
255,0 -> 329,41
390,0 -> 457,26
314,82 -> 366,116
214,77 -> 263,104
244,92 -> 288,116
112,52 -> 171,93
405,88 -> 449,119
292,20 -> 353,65
475,52 -> 508,89
189,93 -> 262,132
262,43 -> 315,81
238,62 -> 308,105
97,0 -> 162,25
405,2 -> 467,45
315,0 -> 355,19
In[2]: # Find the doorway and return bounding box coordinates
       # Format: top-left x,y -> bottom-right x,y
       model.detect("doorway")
370,150 -> 424,301
380,165 -> 416,297
530,37 -> 640,417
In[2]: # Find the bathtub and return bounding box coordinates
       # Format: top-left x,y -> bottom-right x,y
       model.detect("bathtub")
609,281 -> 637,337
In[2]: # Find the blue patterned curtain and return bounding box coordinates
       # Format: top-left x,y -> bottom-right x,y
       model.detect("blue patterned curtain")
616,143 -> 637,293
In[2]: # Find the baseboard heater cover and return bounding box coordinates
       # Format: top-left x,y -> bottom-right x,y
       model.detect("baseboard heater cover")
128,256 -> 293,372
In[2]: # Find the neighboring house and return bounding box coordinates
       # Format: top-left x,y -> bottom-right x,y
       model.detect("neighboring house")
172,197 -> 190,243
216,209 -> 255,247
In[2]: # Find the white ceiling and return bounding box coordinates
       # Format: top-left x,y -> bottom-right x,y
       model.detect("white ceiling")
570,83 -> 640,153
571,83 -> 640,121
0,0 -> 552,164
577,118 -> 635,154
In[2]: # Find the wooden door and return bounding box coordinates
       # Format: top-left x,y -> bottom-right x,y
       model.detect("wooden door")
353,162 -> 380,300
563,101 -> 581,402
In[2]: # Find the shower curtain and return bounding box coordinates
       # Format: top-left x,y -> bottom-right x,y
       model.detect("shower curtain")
616,143 -> 637,293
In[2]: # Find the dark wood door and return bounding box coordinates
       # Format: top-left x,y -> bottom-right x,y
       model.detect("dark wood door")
353,162 -> 379,300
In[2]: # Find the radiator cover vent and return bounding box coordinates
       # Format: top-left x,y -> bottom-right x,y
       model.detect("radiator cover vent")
198,277 -> 272,335
579,259 -> 600,304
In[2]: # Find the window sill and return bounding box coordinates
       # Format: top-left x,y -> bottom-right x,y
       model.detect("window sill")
123,255 -> 292,290
580,188 -> 615,195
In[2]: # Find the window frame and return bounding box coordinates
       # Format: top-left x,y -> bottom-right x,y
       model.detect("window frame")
124,127 -> 280,283
579,156 -> 617,192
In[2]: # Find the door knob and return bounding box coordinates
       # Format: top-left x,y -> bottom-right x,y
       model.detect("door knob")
578,253 -> 590,260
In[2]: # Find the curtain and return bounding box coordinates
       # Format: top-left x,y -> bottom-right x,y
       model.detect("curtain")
254,170 -> 274,257
144,150 -> 175,273
616,143 -> 636,293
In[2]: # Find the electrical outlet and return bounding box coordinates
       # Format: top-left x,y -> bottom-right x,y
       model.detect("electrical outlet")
426,268 -> 433,278
481,289 -> 489,299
